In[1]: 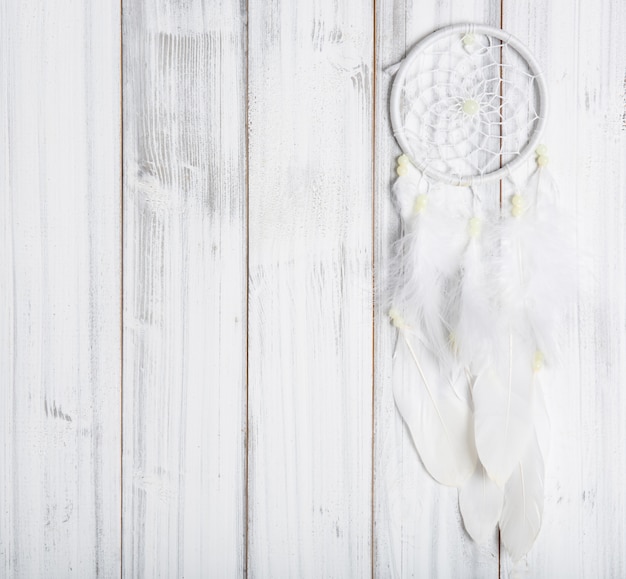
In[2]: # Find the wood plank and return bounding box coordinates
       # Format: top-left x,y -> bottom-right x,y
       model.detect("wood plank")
373,3 -> 502,577
501,0 -> 626,576
0,1 -> 121,576
122,1 -> 247,576
246,1 -> 374,575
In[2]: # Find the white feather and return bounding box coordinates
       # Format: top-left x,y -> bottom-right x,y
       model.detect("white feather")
459,462 -> 504,544
499,435 -> 545,562
446,212 -> 498,372
388,164 -> 569,556
392,322 -> 477,487
472,168 -> 572,488
392,171 -> 422,222
532,371 -> 551,462
498,169 -> 577,362
472,332 -> 535,486
389,175 -> 466,358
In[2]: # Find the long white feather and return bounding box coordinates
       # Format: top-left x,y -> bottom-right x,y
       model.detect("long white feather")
472,332 -> 535,486
473,166 -> 572,487
499,435 -> 545,562
496,370 -> 550,560
459,462 -> 504,544
391,316 -> 477,487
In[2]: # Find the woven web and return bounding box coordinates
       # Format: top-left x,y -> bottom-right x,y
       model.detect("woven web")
397,33 -> 541,181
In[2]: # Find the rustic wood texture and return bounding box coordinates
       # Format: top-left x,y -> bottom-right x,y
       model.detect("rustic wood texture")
2,0 -> 626,576
246,1 -> 374,576
0,1 -> 121,577
122,1 -> 247,576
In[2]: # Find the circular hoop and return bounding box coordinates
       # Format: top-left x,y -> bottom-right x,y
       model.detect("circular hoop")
390,23 -> 549,186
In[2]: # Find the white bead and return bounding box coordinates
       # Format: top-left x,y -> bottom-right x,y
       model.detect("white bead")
535,144 -> 548,156
462,99 -> 479,115
511,205 -> 523,218
413,194 -> 428,214
462,33 -> 475,46
468,217 -> 481,237
511,194 -> 523,207
537,155 -> 549,167
389,308 -> 405,329
398,154 -> 410,166
396,164 -> 408,176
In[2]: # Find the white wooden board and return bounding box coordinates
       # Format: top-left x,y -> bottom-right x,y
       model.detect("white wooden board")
0,1 -> 121,577
122,0 -> 248,577
246,1 -> 374,576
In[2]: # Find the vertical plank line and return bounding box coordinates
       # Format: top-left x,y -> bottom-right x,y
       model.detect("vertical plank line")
119,0 -> 125,576
573,0 -> 586,573
498,4 -> 504,576
499,0 -> 504,210
244,1 -> 251,576
371,1 -> 377,576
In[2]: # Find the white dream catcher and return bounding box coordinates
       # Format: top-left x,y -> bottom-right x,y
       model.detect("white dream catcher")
387,23 -> 576,560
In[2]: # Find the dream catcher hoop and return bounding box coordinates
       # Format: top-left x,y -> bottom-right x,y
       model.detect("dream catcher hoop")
391,23 -> 548,186
387,24 -> 575,562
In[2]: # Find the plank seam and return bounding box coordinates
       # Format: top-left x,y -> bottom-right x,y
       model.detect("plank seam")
245,1 -> 251,576
371,1 -> 377,577
499,2 -> 504,575
119,0 -> 125,576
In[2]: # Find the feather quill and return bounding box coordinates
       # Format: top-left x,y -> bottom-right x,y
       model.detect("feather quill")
459,462 -> 504,544
472,332 -> 535,486
391,314 -> 477,487
499,435 -> 545,562
532,369 -> 551,462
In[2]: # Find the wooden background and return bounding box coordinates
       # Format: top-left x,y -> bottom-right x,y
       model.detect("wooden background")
1,0 -> 625,577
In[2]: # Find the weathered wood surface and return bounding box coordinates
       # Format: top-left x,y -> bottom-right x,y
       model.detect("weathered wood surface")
246,0 -> 374,576
122,1 -> 247,576
2,0 -> 626,576
0,1 -> 121,577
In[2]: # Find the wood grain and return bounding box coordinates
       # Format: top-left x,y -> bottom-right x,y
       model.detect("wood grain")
502,0 -> 626,577
246,0 -> 374,576
373,3 -> 502,577
122,1 -> 247,576
2,0 -> 626,576
0,1 -> 121,576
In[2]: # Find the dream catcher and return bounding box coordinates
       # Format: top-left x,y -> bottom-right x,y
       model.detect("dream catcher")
387,24 -> 576,560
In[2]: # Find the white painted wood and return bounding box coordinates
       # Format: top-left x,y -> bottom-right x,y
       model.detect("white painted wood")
246,1 -> 374,576
373,2 -> 502,577
0,1 -> 121,577
2,0 -> 626,575
502,1 -> 626,577
122,1 -> 247,577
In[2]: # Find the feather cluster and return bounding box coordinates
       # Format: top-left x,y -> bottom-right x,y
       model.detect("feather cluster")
388,152 -> 576,561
